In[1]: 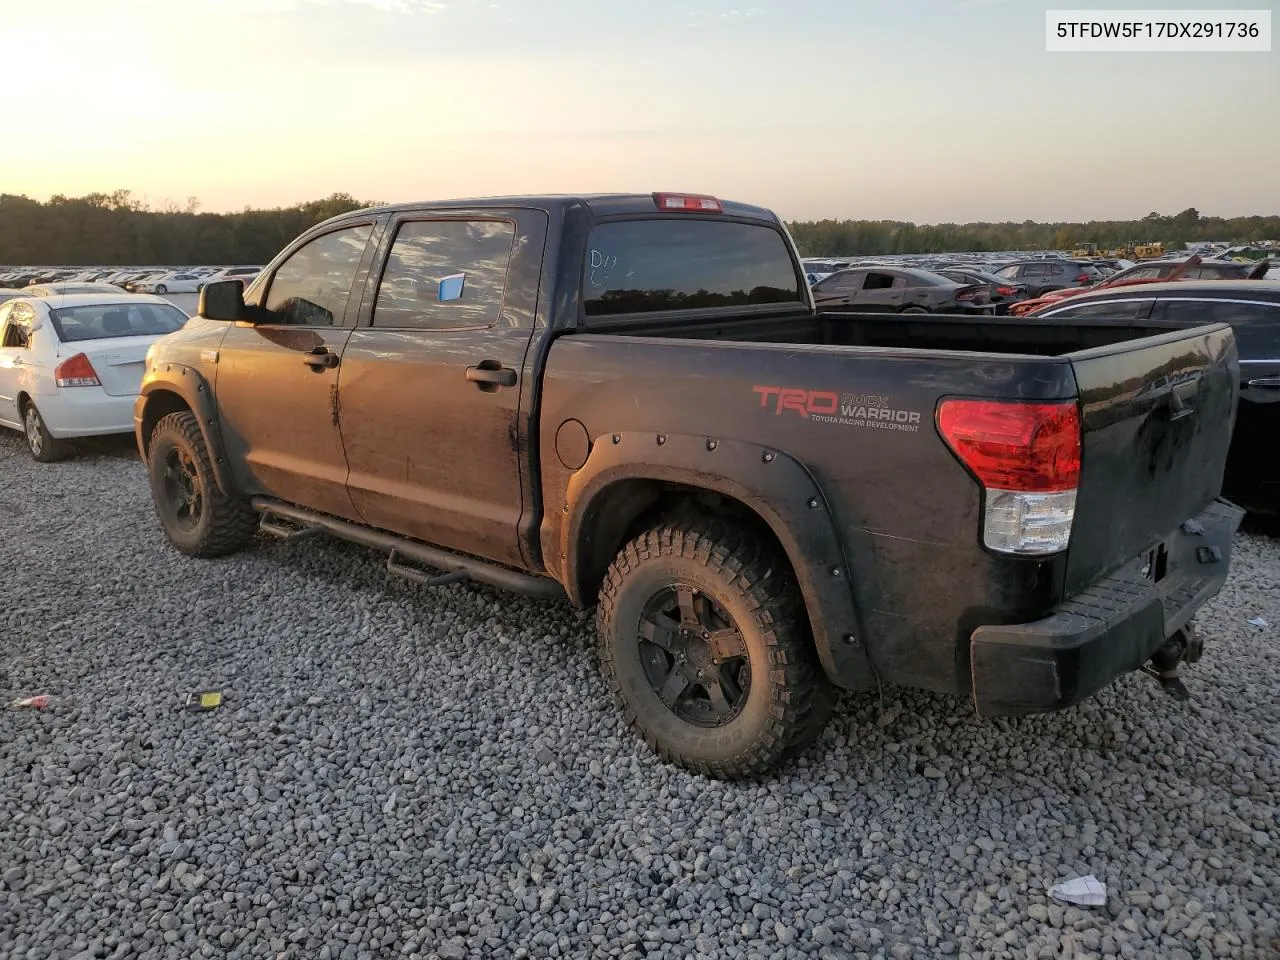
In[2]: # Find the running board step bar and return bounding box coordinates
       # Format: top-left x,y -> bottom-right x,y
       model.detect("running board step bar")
259,515 -> 325,541
387,551 -> 470,588
250,498 -> 566,601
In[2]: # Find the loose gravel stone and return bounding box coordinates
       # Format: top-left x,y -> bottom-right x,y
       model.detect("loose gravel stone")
0,430 -> 1277,959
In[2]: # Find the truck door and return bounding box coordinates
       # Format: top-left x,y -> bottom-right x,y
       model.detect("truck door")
213,220 -> 379,520
337,209 -> 548,568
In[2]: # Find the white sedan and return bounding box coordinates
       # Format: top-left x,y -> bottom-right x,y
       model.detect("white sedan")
200,265 -> 263,288
0,293 -> 189,461
135,272 -> 206,294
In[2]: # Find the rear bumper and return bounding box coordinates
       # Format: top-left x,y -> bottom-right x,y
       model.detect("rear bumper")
38,389 -> 139,438
970,499 -> 1244,716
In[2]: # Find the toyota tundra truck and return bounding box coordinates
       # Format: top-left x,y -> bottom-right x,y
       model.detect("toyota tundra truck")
135,192 -> 1244,778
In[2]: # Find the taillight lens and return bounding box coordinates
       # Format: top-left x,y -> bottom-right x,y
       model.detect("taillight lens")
1075,273 -> 1091,282
996,285 -> 1016,296
937,400 -> 1081,555
54,353 -> 101,387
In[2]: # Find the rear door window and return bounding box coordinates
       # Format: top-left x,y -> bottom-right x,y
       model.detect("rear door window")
1157,298 -> 1280,354
372,219 -> 516,330
583,219 -> 802,317
862,272 -> 899,291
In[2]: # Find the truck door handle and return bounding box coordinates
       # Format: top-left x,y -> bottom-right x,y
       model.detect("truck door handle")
466,363 -> 517,388
302,348 -> 339,370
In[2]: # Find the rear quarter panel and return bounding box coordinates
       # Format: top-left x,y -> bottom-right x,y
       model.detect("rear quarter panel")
540,334 -> 1080,695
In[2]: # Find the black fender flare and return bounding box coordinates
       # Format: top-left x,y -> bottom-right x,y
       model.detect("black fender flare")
136,365 -> 238,497
561,431 -> 875,692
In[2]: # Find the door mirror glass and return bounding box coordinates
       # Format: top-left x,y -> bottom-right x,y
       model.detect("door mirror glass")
200,280 -> 246,321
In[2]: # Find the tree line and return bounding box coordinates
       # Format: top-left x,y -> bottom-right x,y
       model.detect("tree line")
1,192 -> 1277,265
0,191 -> 373,266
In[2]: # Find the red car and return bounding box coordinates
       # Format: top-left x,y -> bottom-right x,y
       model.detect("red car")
1010,255 -> 1271,316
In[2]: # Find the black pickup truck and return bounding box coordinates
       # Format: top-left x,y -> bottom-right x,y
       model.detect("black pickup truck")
135,192 -> 1244,778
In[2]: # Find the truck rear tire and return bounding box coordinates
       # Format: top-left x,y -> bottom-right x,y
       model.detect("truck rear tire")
597,518 -> 835,778
148,411 -> 258,558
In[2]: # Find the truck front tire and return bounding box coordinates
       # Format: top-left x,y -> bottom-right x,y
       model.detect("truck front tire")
148,411 -> 258,558
597,519 -> 835,778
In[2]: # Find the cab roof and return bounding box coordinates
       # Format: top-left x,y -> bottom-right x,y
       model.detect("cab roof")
322,193 -> 781,226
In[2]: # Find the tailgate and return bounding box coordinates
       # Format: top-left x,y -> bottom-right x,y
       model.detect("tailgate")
1064,323 -> 1238,594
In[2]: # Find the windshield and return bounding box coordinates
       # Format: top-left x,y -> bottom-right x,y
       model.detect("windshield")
583,218 -> 803,317
49,301 -> 188,342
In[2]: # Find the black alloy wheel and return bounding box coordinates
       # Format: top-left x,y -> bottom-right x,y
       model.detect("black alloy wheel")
637,583 -> 751,727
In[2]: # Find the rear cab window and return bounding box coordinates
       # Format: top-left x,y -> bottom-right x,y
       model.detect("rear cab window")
582,218 -> 803,318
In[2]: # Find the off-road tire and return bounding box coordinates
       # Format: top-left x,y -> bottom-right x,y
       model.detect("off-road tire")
148,411 -> 257,558
597,518 -> 836,779
21,400 -> 69,463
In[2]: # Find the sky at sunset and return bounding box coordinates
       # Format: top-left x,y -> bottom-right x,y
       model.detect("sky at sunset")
7,0 -> 1277,223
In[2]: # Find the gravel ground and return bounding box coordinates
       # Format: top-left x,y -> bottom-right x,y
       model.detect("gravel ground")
1,428 -> 1277,960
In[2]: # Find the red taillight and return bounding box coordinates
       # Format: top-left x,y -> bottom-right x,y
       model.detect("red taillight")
936,400 -> 1081,492
1075,273 -> 1091,282
996,285 -> 1016,296
54,353 -> 101,388
653,192 -> 723,213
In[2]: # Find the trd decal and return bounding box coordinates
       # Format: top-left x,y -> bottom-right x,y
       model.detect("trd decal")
752,386 -> 838,417
752,386 -> 922,433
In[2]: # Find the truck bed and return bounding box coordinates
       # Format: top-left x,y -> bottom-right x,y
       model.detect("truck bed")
544,309 -> 1238,696
585,308 -> 1193,357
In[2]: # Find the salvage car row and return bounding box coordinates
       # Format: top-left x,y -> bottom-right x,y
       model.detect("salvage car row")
800,252 -> 1274,316
0,264 -> 262,294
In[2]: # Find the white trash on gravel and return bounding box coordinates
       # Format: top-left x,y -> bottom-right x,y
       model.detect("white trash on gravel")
0,429 -> 1277,960
1049,875 -> 1108,907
